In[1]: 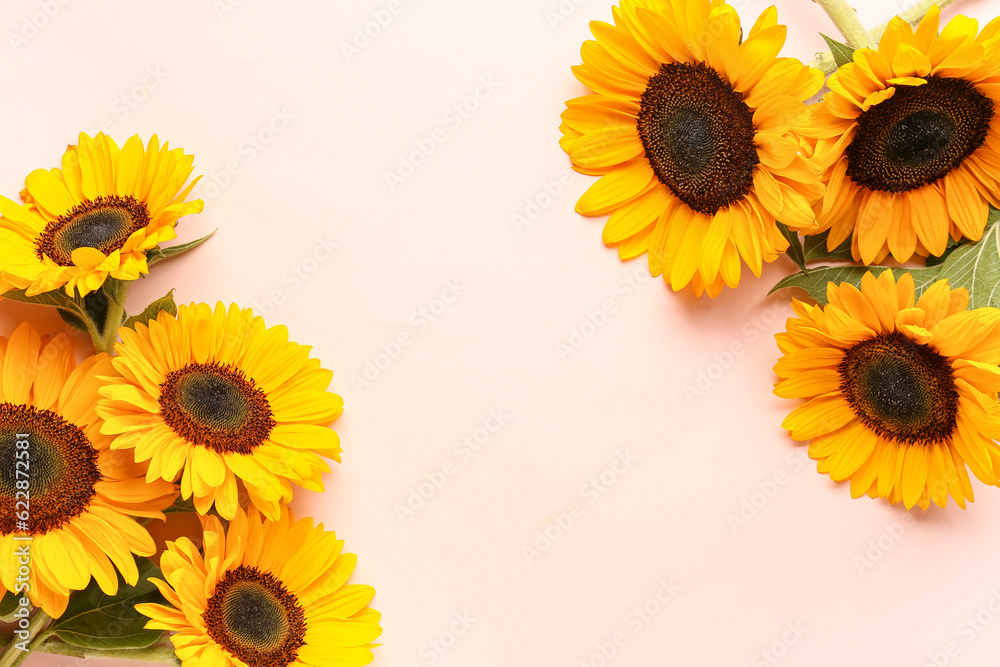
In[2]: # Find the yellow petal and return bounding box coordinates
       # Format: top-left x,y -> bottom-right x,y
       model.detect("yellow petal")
781,394 -> 856,440
575,160 -> 656,216
891,43 -> 931,78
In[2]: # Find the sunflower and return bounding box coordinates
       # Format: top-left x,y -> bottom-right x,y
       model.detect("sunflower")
0,132 -> 203,297
560,0 -> 825,297
97,302 -> 343,521
136,506 -> 381,667
774,270 -> 1000,509
0,323 -> 176,617
799,7 -> 1000,264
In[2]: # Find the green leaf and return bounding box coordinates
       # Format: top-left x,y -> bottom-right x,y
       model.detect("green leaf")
162,495 -> 196,515
48,557 -> 166,650
803,231 -> 853,262
822,33 -> 856,68
0,285 -> 128,337
770,209 -> 1000,305
123,290 -> 178,331
1,288 -> 98,337
933,208 -> 1000,307
81,289 -> 115,332
1,287 -> 83,312
770,265 -> 941,304
0,590 -> 24,622
777,223 -> 806,271
147,231 -> 216,267
57,308 -> 91,334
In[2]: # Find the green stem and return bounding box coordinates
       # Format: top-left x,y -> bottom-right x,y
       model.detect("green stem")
810,0 -> 962,74
0,609 -> 50,667
98,297 -> 126,354
813,0 -> 878,50
68,305 -> 103,347
95,280 -> 131,354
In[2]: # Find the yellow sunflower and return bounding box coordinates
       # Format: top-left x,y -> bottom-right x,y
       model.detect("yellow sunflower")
0,132 -> 203,297
560,0 -> 825,297
97,302 -> 343,521
799,7 -> 1000,264
774,270 -> 1000,509
136,506 -> 381,667
0,323 -> 176,617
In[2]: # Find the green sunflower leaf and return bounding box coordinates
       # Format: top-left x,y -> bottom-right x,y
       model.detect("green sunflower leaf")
0,589 -> 24,622
770,265 -> 941,304
48,557 -> 167,651
1,287 -> 83,312
1,288 -> 99,337
770,209 -> 1000,305
123,290 -> 178,331
162,495 -> 196,514
803,230 -> 853,262
821,33 -> 856,68
147,230 -> 216,268
57,308 -> 91,334
777,223 -> 807,271
932,207 -> 1000,307
82,287 -> 117,333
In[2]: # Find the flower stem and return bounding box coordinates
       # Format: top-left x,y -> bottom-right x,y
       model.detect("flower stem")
813,0 -> 878,50
98,296 -> 126,354
810,0 -> 961,74
72,306 -> 104,348
95,278 -> 131,354
0,610 -> 50,667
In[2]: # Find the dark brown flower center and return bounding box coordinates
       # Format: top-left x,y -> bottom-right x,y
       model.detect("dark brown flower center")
846,76 -> 994,192
637,61 -> 759,216
159,362 -> 275,455
204,565 -> 306,667
0,403 -> 101,535
35,195 -> 150,266
839,331 -> 958,444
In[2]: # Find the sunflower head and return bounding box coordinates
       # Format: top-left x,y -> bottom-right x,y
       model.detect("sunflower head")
136,506 -> 382,667
97,302 -> 344,521
560,0 -> 824,296
800,7 -> 1000,264
774,269 -> 1000,509
0,132 -> 203,297
0,323 -> 176,617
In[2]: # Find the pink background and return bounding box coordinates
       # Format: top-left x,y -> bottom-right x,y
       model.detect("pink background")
3,0 -> 1000,665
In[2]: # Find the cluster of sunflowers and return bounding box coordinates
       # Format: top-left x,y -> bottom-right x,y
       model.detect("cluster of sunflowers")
562,0 -> 1000,511
0,134 -> 380,666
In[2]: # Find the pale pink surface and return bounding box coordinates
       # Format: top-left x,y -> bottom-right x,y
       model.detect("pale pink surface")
2,0 -> 1000,665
